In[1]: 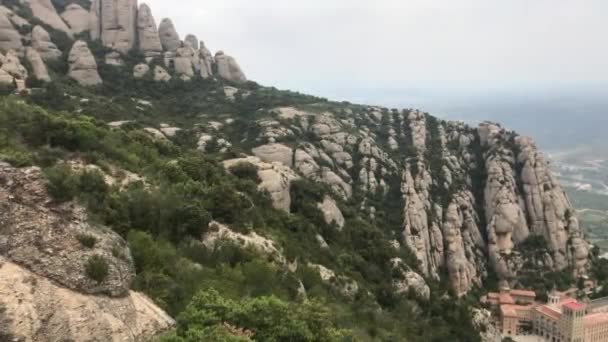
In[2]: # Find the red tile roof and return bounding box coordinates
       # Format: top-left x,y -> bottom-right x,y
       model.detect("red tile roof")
499,293 -> 515,305
564,302 -> 586,311
536,305 -> 562,320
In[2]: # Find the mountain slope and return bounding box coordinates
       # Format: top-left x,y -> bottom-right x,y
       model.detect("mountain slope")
0,0 -> 595,341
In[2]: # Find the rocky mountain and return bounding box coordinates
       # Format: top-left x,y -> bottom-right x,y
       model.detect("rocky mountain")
0,0 -> 594,341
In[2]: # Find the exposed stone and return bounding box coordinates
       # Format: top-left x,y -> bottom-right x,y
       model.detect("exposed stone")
105,51 -> 123,66
158,18 -> 180,51
25,0 -> 73,37
0,257 -> 175,341
89,0 -> 101,40
215,51 -> 247,83
0,165 -> 131,297
252,143 -> 294,167
31,25 -> 62,61
137,3 -> 163,57
0,50 -> 27,80
173,45 -> 197,81
133,63 -> 150,78
25,47 -> 50,82
100,0 -> 137,53
471,308 -> 502,342
391,258 -> 431,300
317,196 -> 345,230
68,40 -> 102,86
153,65 -> 171,82
223,156 -> 298,212
185,34 -> 199,50
0,11 -> 22,54
61,3 -> 89,35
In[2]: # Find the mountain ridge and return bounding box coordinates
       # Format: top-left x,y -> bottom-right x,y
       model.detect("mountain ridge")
0,0 -> 597,341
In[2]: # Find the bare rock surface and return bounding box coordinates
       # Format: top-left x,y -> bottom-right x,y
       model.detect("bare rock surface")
215,51 -> 247,83
0,11 -> 23,54
100,0 -> 137,53
25,0 -> 73,37
137,3 -> 162,57
25,47 -> 51,82
61,3 -> 89,35
68,40 -> 102,86
158,18 -> 180,51
31,25 -> 61,61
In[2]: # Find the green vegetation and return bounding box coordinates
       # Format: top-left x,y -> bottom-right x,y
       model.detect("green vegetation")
85,255 -> 109,283
76,233 -> 98,249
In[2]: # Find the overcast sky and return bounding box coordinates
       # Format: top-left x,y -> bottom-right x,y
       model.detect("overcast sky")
144,0 -> 608,106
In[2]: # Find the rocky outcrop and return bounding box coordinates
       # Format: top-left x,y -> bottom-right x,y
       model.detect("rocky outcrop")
89,0 -> 101,40
0,11 -> 22,54
0,50 -> 27,81
252,143 -> 294,167
68,40 -> 102,86
185,34 -> 199,50
215,51 -> 247,83
158,18 -> 180,52
100,0 -> 137,53
25,0 -> 73,37
133,63 -> 150,78
317,196 -> 345,230
391,258 -> 430,300
137,3 -> 162,58
224,156 -> 298,212
153,65 -> 171,82
199,41 -> 214,78
0,165 -> 131,296
31,25 -> 62,61
61,3 -> 89,35
25,47 -> 51,82
471,308 -> 502,342
0,257 -> 175,341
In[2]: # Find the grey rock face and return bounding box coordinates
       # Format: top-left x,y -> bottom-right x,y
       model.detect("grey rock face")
0,11 -> 23,54
68,40 -> 102,86
31,25 -> 62,61
100,0 -> 137,53
89,0 -> 101,40
25,0 -> 73,37
215,51 -> 247,83
185,34 -> 199,50
61,3 -> 89,35
0,165 -> 131,297
153,65 -> 171,82
133,63 -> 150,78
137,3 -> 163,57
199,41 -> 214,78
158,18 -> 180,51
0,50 -> 27,80
252,143 -> 294,167
25,47 -> 51,82
317,196 -> 345,230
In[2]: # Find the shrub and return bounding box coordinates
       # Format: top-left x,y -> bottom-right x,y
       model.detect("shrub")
76,233 -> 97,248
44,164 -> 78,202
85,255 -> 109,283
229,162 -> 260,183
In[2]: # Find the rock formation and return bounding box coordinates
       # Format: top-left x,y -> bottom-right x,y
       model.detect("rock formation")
89,0 -> 101,40
158,18 -> 180,52
153,65 -> 171,82
317,196 -> 345,230
61,3 -> 89,35
185,34 -> 199,50
25,0 -> 73,37
0,50 -> 27,81
0,164 -> 175,340
215,51 -> 247,83
100,0 -> 137,53
137,3 -> 163,58
68,40 -> 102,86
133,63 -> 150,78
25,47 -> 51,82
0,11 -> 23,54
31,25 -> 62,61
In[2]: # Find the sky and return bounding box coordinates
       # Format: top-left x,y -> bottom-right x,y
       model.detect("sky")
143,0 -> 608,109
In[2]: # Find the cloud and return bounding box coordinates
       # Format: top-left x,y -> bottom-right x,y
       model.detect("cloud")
143,0 -> 608,98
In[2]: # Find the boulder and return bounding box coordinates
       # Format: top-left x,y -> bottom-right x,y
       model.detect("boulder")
0,11 -> 22,54
25,0 -> 73,37
137,3 -> 162,57
31,25 -> 62,61
153,65 -> 171,82
61,3 -> 89,35
133,63 -> 150,78
317,196 -> 345,230
25,47 -> 51,82
68,40 -> 102,86
100,0 -> 137,53
215,51 -> 247,83
158,18 -> 180,51
173,45 -> 196,81
185,34 -> 199,50
199,41 -> 214,78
